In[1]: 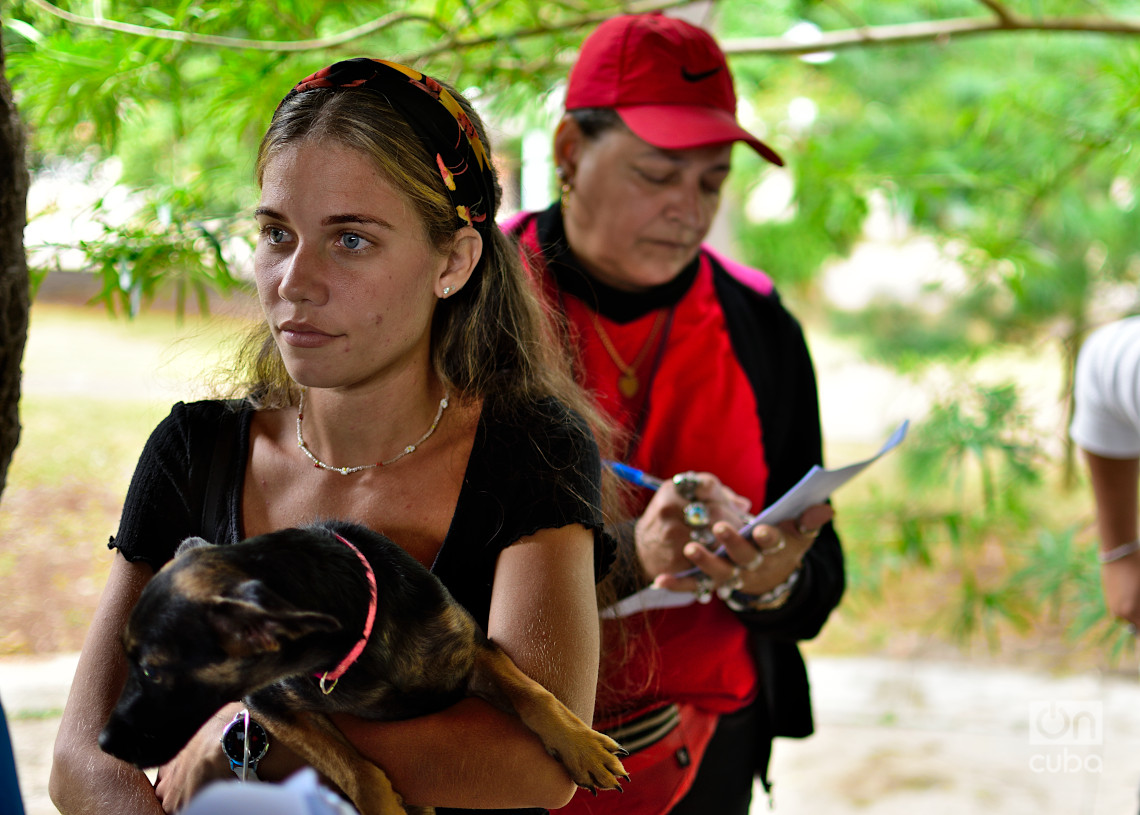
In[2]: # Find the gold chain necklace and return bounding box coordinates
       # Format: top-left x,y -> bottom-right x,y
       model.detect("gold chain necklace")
591,310 -> 667,398
296,388 -> 450,475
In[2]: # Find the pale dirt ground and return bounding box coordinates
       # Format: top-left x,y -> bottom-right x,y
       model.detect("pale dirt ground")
6,652 -> 1140,815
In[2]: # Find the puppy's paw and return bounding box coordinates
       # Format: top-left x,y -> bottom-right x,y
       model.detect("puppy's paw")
341,761 -> 414,815
546,726 -> 630,794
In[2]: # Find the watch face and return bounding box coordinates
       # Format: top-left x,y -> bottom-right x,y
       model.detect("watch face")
222,717 -> 269,763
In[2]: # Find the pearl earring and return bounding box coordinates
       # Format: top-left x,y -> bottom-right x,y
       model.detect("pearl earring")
442,286 -> 452,297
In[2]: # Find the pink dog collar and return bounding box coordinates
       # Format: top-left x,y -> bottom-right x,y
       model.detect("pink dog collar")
315,532 -> 378,694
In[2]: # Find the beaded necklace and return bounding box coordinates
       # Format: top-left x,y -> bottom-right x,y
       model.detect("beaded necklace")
296,388 -> 450,475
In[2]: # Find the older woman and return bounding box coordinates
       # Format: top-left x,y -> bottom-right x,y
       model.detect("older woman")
507,13 -> 845,814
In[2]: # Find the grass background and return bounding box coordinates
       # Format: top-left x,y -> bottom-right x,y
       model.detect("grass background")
2,294 -> 257,654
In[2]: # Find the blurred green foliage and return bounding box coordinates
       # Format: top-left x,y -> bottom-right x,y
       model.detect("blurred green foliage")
836,380 -> 1134,661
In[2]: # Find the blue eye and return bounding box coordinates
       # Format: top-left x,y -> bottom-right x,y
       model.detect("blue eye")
261,226 -> 288,244
342,233 -> 362,250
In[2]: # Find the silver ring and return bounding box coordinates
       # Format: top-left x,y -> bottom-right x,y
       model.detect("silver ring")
716,568 -> 745,602
673,472 -> 701,502
767,534 -> 787,554
689,527 -> 716,547
695,575 -> 714,604
795,521 -> 821,540
744,550 -> 765,571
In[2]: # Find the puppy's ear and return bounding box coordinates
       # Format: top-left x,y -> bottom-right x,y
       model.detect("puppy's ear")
175,536 -> 214,558
207,579 -> 341,657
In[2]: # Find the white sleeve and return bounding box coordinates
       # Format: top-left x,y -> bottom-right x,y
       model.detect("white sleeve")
1070,317 -> 1140,459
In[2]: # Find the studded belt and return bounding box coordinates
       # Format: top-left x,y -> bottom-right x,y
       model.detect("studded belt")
602,703 -> 681,755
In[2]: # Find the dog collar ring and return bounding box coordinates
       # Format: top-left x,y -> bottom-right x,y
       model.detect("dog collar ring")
315,532 -> 379,694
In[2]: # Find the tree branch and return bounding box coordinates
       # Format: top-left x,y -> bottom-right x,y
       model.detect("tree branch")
21,0 -> 691,56
721,5 -> 1140,57
412,0 -> 691,60
22,0 -> 448,51
19,0 -> 1140,61
975,0 -> 1017,26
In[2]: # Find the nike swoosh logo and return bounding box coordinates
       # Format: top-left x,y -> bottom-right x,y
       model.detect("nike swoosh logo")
681,66 -> 722,82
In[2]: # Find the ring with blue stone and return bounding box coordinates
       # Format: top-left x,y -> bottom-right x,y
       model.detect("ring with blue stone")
683,501 -> 710,528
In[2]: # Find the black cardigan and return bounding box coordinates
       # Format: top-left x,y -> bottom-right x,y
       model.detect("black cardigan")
524,205 -> 846,754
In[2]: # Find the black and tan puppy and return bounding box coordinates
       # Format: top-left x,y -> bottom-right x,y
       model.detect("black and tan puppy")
99,519 -> 627,815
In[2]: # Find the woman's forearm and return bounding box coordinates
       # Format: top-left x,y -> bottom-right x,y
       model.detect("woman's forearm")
51,733 -> 165,815
51,555 -> 163,815
333,697 -> 578,810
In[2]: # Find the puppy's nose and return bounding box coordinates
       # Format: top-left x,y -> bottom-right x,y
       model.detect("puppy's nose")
98,721 -> 136,763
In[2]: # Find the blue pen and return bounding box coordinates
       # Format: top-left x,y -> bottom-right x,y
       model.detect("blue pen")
606,460 -> 761,579
606,460 -> 664,491
606,460 -> 754,528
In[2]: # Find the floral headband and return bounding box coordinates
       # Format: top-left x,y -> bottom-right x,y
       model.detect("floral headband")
282,58 -> 494,234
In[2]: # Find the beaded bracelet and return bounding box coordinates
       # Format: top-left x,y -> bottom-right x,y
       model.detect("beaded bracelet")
725,567 -> 802,612
1099,539 -> 1140,564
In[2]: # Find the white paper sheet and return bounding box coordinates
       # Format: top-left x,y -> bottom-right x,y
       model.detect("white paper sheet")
602,420 -> 909,619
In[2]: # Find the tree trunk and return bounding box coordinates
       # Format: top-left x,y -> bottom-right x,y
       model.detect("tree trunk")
1060,312 -> 1087,491
0,39 -> 30,498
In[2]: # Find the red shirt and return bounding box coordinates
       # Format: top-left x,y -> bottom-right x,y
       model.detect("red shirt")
513,211 -> 763,723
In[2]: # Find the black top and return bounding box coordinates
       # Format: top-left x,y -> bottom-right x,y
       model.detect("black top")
110,396 -> 613,815
110,396 -> 612,634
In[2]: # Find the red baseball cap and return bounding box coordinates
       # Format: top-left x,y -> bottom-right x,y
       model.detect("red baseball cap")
565,13 -> 783,166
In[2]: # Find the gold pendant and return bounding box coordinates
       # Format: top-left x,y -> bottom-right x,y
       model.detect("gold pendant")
618,373 -> 639,398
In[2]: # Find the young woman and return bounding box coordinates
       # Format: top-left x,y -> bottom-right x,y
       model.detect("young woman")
50,58 -> 615,815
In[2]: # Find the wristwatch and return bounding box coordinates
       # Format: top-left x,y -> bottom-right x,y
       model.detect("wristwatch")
220,709 -> 269,781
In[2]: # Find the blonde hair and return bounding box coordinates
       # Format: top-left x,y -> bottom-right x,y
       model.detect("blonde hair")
230,81 -> 626,514
235,90 -> 540,410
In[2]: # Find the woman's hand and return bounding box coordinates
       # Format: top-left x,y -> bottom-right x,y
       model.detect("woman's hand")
645,473 -> 833,599
153,705 -> 239,812
633,471 -> 753,580
155,703 -> 313,812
